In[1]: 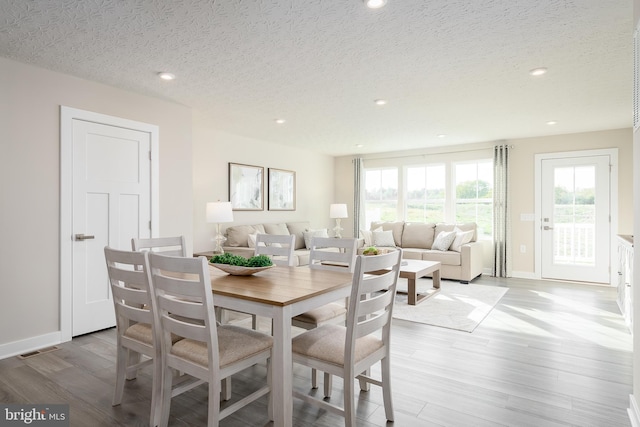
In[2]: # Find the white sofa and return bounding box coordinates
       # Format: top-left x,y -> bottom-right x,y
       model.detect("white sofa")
361,221 -> 484,283
222,221 -> 318,266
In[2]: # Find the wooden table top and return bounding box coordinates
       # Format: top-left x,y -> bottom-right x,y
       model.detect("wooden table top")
208,264 -> 352,307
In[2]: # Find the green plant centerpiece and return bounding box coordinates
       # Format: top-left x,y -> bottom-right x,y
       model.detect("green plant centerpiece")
362,246 -> 379,256
209,253 -> 274,275
210,253 -> 273,267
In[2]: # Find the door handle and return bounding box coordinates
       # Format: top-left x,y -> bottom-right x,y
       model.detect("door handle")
74,234 -> 95,241
543,226 -> 554,231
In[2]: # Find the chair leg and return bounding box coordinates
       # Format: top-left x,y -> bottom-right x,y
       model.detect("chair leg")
311,368 -> 318,389
267,357 -> 273,422
221,377 -> 232,401
381,356 -> 394,421
208,378 -> 221,426
251,314 -> 258,330
126,349 -> 141,380
150,358 -> 163,427
358,368 -> 370,391
344,373 -> 356,427
323,372 -> 332,398
159,364 -> 173,427
112,345 -> 127,406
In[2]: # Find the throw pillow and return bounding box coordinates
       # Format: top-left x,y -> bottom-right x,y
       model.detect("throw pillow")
360,229 -> 373,246
450,228 -> 474,252
303,228 -> 329,249
247,233 -> 258,248
432,230 -> 456,251
372,230 -> 396,247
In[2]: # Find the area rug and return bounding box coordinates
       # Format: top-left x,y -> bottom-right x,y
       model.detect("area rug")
392,280 -> 508,332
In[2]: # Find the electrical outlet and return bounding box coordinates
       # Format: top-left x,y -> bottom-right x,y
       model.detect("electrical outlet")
520,244 -> 526,253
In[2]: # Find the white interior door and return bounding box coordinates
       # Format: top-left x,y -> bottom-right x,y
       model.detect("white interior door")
71,120 -> 151,336
540,155 -> 610,283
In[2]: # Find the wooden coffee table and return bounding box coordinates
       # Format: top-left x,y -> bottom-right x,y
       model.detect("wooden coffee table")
398,259 -> 441,305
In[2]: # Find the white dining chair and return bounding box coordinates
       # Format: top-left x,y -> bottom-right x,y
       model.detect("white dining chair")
254,233 -> 296,266
131,236 -> 187,256
292,249 -> 402,427
104,246 -> 166,427
148,253 -> 273,426
292,236 -> 358,395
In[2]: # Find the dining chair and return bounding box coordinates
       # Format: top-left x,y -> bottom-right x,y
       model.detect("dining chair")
104,246 -> 165,427
292,249 -> 402,427
131,236 -> 187,256
292,236 -> 358,395
254,233 -> 296,266
147,253 -> 273,426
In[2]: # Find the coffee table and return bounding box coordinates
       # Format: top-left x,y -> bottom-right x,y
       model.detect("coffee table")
397,259 -> 441,305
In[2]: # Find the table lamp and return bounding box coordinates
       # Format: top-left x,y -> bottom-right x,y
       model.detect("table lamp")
329,203 -> 348,238
206,201 -> 234,254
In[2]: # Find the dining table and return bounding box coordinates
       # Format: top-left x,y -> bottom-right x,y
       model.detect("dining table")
207,263 -> 353,427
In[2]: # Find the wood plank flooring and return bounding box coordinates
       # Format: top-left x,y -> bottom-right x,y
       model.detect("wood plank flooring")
0,276 -> 632,426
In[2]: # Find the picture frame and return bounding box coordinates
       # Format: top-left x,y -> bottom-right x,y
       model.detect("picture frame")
268,168 -> 296,211
228,163 -> 264,211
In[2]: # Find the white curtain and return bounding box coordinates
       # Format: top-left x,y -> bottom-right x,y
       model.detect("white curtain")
353,158 -> 364,237
493,145 -> 511,277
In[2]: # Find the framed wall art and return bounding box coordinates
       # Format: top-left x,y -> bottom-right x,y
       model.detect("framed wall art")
228,163 -> 264,210
268,168 -> 296,211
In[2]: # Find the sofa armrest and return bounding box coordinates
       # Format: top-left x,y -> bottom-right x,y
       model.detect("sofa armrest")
460,241 -> 484,282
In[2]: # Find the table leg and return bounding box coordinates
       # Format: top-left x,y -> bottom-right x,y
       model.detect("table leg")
271,306 -> 293,427
432,268 -> 441,289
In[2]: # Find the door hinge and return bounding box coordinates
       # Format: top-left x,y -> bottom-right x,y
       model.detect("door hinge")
149,151 -> 152,160
149,220 -> 152,230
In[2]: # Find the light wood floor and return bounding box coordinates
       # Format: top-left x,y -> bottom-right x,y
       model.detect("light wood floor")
0,276 -> 632,426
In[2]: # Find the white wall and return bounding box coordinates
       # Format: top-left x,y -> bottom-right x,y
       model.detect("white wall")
192,124 -> 336,252
0,57 -> 193,357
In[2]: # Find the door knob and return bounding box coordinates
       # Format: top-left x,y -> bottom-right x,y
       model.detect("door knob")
543,226 -> 554,231
75,234 -> 95,241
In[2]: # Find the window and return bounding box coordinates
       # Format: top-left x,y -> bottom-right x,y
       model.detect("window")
405,165 -> 445,223
454,161 -> 493,238
364,168 -> 398,227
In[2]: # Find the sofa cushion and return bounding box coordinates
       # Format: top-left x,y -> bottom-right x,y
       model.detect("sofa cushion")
263,223 -> 290,235
286,221 -> 311,249
370,221 -> 404,246
401,248 -> 427,260
401,222 -> 436,249
421,250 -> 461,266
225,224 -> 266,247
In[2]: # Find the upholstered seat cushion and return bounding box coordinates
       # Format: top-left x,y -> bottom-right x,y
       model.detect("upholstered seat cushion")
292,303 -> 346,324
170,324 -> 272,369
124,322 -> 182,345
292,324 -> 383,367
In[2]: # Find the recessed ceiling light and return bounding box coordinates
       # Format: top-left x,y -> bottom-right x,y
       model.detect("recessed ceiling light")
529,67 -> 548,76
546,120 -> 557,125
437,134 -> 446,138
364,0 -> 387,9
158,72 -> 175,81
374,99 -> 387,106
356,144 -> 364,148
275,119 -> 286,124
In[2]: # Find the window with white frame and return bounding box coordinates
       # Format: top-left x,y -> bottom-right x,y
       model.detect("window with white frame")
364,168 -> 398,227
453,160 -> 493,238
405,164 -> 446,223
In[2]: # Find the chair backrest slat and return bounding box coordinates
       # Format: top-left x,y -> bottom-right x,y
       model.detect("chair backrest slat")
308,237 -> 358,272
132,236 -> 187,257
254,234 -> 295,266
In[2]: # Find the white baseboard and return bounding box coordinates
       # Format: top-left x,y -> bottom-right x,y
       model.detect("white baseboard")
511,270 -> 538,280
629,395 -> 640,427
0,331 -> 64,361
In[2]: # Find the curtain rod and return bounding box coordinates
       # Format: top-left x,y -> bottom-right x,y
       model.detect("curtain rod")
352,144 -> 513,162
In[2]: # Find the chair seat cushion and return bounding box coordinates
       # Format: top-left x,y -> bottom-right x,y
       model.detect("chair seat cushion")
292,303 -> 346,325
124,322 -> 182,345
291,324 -> 383,367
170,325 -> 272,368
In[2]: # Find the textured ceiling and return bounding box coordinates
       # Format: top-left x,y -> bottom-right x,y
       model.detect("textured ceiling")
0,0 -> 633,156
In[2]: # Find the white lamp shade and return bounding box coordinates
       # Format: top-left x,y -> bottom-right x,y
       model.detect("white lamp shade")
206,202 -> 233,223
329,203 -> 348,219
